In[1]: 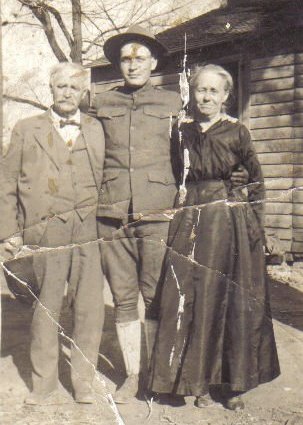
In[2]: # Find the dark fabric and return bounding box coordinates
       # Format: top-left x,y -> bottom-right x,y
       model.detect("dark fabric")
98,218 -> 169,322
94,82 -> 182,222
149,119 -> 280,396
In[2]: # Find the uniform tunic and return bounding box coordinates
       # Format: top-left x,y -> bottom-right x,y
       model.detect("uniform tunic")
94,82 -> 182,322
149,119 -> 280,395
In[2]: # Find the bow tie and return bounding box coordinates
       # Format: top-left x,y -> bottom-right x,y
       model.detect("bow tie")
59,119 -> 81,129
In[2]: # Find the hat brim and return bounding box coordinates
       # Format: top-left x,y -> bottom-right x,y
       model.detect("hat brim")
103,33 -> 168,70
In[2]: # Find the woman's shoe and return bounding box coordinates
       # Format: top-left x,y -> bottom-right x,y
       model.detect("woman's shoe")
194,393 -> 213,408
225,396 -> 245,411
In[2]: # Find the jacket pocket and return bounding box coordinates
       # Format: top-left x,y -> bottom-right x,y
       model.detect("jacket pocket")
143,105 -> 178,119
97,107 -> 127,119
148,170 -> 176,185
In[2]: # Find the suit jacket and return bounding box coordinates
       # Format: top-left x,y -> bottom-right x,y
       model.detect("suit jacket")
0,110 -> 105,243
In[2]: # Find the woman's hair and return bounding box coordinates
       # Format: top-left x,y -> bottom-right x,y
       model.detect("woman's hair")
188,64 -> 234,115
189,64 -> 234,94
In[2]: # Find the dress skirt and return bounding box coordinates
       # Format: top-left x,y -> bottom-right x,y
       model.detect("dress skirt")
149,179 -> 280,396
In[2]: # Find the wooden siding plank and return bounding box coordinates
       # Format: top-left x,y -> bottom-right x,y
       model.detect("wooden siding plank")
253,140 -> 303,154
266,190 -> 293,203
250,102 -> 294,118
265,214 -> 292,228
251,128 -> 293,141
295,53 -> 303,64
289,241 -> 302,252
250,115 -> 293,129
293,216 -> 303,228
294,88 -> 303,99
293,229 -> 303,241
293,204 -> 303,216
294,100 -> 303,112
265,227 -> 292,240
258,152 -> 293,164
251,90 -> 294,105
265,178 -> 293,190
251,65 -> 294,82
262,164 -> 293,178
292,190 -> 303,203
251,54 -> 294,69
265,203 -> 292,215
250,77 -> 294,94
293,166 -> 303,178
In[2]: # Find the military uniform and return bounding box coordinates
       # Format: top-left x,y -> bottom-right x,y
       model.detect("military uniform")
95,82 -> 181,323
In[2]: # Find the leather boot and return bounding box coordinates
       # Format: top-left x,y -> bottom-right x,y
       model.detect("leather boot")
114,320 -> 141,403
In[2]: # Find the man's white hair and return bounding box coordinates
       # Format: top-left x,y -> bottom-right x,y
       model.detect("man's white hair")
49,62 -> 89,89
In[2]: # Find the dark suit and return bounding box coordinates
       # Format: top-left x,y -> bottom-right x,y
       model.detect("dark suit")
0,110 -> 105,397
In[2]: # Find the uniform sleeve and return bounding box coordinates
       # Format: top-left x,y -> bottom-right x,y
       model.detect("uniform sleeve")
0,122 -> 23,241
239,124 -> 265,231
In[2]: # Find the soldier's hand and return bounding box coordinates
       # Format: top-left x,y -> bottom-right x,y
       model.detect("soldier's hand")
0,236 -> 23,261
230,165 -> 249,188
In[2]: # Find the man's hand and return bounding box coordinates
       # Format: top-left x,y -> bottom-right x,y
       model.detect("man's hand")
0,236 -> 23,261
230,165 -> 249,188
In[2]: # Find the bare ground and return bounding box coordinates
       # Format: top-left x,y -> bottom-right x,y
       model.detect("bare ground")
1,268 -> 303,425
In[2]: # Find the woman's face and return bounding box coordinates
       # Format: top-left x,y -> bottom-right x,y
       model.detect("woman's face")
193,70 -> 229,120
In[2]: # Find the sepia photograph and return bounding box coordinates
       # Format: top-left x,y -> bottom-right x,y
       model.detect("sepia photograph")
0,1 -> 303,424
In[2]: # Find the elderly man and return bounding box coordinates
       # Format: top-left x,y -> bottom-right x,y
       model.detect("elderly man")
0,62 -> 105,404
95,25 -> 248,403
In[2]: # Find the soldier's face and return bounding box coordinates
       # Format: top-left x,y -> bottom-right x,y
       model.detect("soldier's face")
119,43 -> 158,88
51,70 -> 87,117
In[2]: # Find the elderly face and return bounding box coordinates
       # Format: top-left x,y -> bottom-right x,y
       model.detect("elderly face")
50,69 -> 87,117
193,70 -> 229,121
119,43 -> 157,88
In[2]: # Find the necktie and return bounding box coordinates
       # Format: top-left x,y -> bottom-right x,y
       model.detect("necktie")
59,119 -> 81,129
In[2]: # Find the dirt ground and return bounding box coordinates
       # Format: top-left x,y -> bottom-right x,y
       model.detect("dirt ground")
1,266 -> 303,425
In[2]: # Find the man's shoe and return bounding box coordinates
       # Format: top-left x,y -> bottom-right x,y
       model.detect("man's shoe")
225,396 -> 245,411
194,393 -> 214,408
114,374 -> 139,404
24,390 -> 57,406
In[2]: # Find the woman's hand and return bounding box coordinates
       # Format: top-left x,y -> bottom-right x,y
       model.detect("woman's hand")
230,165 -> 249,188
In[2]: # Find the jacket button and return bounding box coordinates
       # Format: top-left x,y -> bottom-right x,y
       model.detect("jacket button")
132,105 -> 137,111
130,168 -> 134,172
130,146 -> 134,151
130,126 -> 135,131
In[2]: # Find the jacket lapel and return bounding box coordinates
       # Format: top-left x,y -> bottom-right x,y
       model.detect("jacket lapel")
80,113 -> 102,191
33,110 -> 60,170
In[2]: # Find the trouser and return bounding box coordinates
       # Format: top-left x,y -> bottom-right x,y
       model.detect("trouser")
98,218 -> 169,323
30,240 -> 104,396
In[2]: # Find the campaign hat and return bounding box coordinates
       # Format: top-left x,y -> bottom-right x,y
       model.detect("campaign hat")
103,24 -> 168,68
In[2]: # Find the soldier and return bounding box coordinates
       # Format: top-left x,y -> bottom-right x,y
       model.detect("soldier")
94,25 -> 248,403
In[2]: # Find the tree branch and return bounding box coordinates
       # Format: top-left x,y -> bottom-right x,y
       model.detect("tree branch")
17,0 -> 68,62
4,94 -> 48,111
70,0 -> 82,62
44,3 -> 74,49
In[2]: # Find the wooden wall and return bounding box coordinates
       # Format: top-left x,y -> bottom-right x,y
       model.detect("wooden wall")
250,53 -> 303,258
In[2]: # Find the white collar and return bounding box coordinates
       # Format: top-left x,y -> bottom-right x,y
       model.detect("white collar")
50,108 -> 81,125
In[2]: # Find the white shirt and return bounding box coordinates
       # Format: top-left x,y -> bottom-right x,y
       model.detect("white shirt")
51,108 -> 81,149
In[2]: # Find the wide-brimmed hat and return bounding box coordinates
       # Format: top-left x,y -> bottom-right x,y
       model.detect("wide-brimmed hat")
103,25 -> 168,69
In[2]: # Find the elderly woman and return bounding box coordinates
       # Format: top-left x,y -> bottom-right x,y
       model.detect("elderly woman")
149,64 -> 280,409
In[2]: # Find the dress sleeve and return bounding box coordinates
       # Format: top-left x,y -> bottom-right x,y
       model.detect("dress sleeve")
170,122 -> 184,187
238,124 -> 265,232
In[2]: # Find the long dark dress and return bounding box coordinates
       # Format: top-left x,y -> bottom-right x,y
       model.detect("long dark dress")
149,118 -> 280,396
